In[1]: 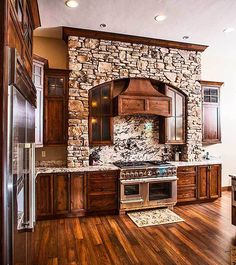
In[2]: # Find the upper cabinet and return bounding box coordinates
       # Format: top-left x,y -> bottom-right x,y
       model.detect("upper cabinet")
159,85 -> 186,144
200,80 -> 223,144
44,69 -> 70,146
8,0 -> 41,75
89,82 -> 113,145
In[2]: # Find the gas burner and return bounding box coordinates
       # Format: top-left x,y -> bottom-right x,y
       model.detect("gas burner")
113,161 -> 150,169
113,160 -> 177,180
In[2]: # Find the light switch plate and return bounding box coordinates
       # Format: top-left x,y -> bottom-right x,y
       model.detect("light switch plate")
42,151 -> 46,158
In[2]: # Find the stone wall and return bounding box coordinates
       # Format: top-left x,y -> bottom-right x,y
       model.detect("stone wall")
68,36 -> 203,167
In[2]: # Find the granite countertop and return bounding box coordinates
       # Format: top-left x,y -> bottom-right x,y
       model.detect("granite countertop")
36,159 -> 222,176
169,159 -> 222,167
36,164 -> 119,175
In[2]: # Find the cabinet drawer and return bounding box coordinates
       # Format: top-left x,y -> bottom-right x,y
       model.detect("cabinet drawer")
177,166 -> 196,173
177,173 -> 196,186
88,172 -> 117,194
177,187 -> 197,202
87,194 -> 118,212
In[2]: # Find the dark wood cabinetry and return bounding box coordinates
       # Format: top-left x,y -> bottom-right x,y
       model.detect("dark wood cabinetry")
160,85 -> 186,144
36,174 -> 54,218
44,69 -> 70,145
198,164 -> 221,200
177,164 -> 221,203
200,80 -> 223,144
177,166 -> 197,202
87,171 -> 118,214
53,174 -> 70,215
89,82 -> 113,145
36,173 -> 85,220
8,0 -> 40,76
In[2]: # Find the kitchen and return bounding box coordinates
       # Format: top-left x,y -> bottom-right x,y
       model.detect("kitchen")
1,0 -> 236,265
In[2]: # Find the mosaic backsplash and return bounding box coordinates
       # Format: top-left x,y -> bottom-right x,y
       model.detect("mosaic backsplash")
90,115 -> 173,164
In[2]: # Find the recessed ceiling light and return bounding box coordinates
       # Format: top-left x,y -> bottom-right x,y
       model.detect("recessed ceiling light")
65,0 -> 78,8
100,23 -> 107,28
223,27 -> 235,33
154,15 -> 167,22
183,36 -> 190,40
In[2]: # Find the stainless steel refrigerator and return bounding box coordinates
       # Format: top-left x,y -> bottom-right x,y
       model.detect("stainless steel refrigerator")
7,48 -> 36,265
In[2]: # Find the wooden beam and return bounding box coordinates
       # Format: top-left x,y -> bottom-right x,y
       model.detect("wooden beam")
62,27 -> 208,52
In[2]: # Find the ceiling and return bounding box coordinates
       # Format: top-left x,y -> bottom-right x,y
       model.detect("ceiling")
35,0 -> 236,57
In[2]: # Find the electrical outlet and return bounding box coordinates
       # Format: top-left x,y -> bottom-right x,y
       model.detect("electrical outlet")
42,151 -> 46,158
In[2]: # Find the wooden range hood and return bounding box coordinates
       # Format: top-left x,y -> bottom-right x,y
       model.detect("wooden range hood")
115,78 -> 172,116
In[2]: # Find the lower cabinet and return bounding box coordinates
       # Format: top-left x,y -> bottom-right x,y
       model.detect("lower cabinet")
177,164 -> 221,203
198,164 -> 221,200
87,171 -> 119,215
177,166 -> 197,202
36,171 -> 119,219
36,173 -> 85,220
36,174 -> 54,218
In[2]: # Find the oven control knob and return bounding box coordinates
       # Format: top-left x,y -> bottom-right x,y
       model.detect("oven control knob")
135,171 -> 139,177
156,170 -> 160,176
139,171 -> 144,177
130,172 -> 134,177
147,170 -> 152,176
126,172 -> 130,178
120,172 -> 125,179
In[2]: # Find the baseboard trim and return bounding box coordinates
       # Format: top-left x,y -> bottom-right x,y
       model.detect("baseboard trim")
222,186 -> 231,191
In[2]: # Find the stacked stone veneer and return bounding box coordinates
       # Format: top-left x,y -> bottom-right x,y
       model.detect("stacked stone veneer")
67,36 -> 203,167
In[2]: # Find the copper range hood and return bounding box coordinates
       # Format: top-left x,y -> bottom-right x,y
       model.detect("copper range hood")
114,78 -> 172,116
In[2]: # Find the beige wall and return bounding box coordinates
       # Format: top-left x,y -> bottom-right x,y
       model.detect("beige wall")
33,36 -> 67,69
33,36 -> 68,166
202,51 -> 236,187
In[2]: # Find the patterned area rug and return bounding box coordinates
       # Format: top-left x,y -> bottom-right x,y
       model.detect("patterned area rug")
127,208 -> 184,227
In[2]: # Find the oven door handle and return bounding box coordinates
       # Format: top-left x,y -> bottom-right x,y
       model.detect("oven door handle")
120,179 -> 145,184
120,198 -> 144,204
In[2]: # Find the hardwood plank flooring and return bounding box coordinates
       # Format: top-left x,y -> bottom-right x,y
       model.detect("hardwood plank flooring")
31,192 -> 235,265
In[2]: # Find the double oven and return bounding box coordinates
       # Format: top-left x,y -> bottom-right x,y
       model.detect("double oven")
114,161 -> 178,213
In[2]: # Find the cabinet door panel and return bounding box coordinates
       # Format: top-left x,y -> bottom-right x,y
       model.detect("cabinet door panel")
70,174 -> 84,212
36,174 -> 53,218
44,98 -> 66,145
198,166 -> 208,200
54,174 -> 70,215
203,105 -> 220,143
209,165 -> 221,198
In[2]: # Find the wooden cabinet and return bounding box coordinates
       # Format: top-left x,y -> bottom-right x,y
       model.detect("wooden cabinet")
53,174 -> 70,215
177,166 -> 197,202
198,164 -> 221,200
160,85 -> 186,144
44,69 -> 69,145
200,80 -> 223,144
177,164 -> 221,203
89,82 -> 113,145
70,174 -> 85,214
8,0 -> 40,76
36,173 -> 85,220
36,174 -> 54,219
87,171 -> 118,214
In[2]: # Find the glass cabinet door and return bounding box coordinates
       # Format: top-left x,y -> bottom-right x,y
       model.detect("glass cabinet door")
89,82 -> 113,145
164,86 -> 185,144
47,77 -> 65,97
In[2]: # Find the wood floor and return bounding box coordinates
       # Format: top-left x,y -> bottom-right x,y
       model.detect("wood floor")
31,191 -> 235,265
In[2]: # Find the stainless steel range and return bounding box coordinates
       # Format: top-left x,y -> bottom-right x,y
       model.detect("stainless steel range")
114,161 -> 177,214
